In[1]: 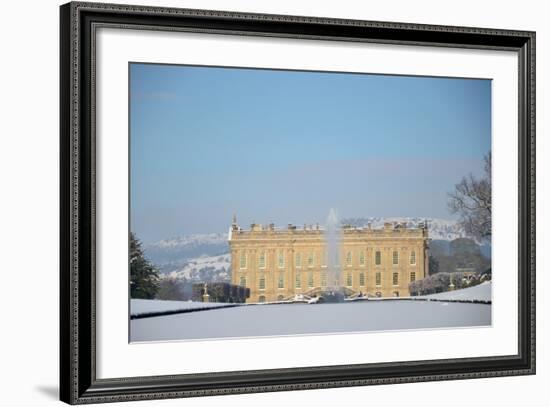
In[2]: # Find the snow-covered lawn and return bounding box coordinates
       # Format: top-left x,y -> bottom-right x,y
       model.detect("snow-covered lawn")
422,281 -> 491,302
131,300 -> 491,342
131,299 -> 235,318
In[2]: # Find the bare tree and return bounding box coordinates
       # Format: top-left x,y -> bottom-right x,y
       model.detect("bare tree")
448,152 -> 491,243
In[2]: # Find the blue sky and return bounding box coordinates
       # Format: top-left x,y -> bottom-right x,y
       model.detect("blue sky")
130,63 -> 491,242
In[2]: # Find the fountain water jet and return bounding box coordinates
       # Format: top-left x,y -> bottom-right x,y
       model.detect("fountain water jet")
322,208 -> 345,302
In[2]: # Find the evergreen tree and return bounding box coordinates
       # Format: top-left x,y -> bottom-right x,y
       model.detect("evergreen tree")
130,232 -> 160,299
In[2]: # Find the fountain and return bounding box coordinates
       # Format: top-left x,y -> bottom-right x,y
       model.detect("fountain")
319,208 -> 346,303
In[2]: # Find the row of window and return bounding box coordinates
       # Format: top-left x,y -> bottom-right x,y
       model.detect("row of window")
239,250 -> 418,269
239,271 -> 417,289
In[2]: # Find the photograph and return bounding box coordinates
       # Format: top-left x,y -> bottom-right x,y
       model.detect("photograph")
129,63 -> 493,342
55,1 -> 536,404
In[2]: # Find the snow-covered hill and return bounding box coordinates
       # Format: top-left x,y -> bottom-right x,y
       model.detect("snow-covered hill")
149,233 -> 228,250
165,253 -> 231,282
144,233 -> 229,274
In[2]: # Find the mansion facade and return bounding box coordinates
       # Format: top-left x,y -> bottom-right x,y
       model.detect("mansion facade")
228,217 -> 430,303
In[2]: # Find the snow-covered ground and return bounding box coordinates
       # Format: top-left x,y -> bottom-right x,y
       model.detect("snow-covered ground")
131,299 -> 233,317
422,282 -> 492,302
131,300 -> 491,342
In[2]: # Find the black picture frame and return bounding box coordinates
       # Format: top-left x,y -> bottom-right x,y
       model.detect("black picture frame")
60,1 -> 536,404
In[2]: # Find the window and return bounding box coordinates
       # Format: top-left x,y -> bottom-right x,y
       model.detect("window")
375,251 -> 381,265
393,272 -> 399,285
295,252 -> 302,268
259,251 -> 266,268
322,251 -> 327,268
239,252 -> 247,269
239,276 -> 246,287
359,251 -> 365,266
278,252 -> 284,268
308,271 -> 314,288
277,295 -> 284,301
308,252 -> 314,268
321,271 -> 327,287
346,251 -> 352,267
295,272 -> 301,288
258,295 -> 266,303
410,272 -> 416,282
393,251 -> 399,265
376,272 -> 381,286
410,250 -> 416,265
359,272 -> 365,286
346,272 -> 352,287
259,274 -> 265,289
278,272 -> 284,288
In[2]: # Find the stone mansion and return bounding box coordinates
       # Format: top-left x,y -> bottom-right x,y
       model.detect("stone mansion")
228,217 -> 430,303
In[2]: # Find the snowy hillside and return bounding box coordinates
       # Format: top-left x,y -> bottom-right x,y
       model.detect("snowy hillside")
165,253 -> 231,282
149,233 -> 228,249
342,217 -> 465,241
144,233 -> 229,274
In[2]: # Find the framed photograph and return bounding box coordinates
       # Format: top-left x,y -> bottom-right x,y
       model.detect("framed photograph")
60,1 -> 535,404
